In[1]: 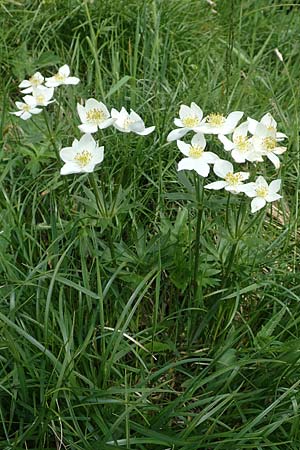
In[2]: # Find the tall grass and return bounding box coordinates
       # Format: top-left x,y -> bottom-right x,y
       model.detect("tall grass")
1,0 -> 300,449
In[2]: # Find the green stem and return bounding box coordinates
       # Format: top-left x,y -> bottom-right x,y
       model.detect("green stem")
193,174 -> 204,301
89,173 -> 115,261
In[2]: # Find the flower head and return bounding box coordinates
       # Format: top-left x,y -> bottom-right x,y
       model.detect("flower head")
167,102 -> 205,141
10,96 -> 42,120
205,159 -> 249,193
28,86 -> 55,106
177,133 -> 219,177
18,72 -> 44,94
77,99 -> 115,133
240,176 -> 282,213
45,64 -> 80,87
199,111 -> 244,135
218,121 -> 262,163
250,122 -> 287,169
248,113 -> 287,141
111,107 -> 155,135
60,133 -> 104,175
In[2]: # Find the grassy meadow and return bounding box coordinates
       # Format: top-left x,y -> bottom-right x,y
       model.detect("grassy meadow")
1,0 -> 300,448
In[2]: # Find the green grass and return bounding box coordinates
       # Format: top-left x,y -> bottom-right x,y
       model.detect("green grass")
1,0 -> 300,448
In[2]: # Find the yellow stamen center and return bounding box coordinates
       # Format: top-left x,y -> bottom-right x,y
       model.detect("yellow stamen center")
234,135 -> 250,152
124,117 -> 135,129
36,95 -> 45,104
263,137 -> 276,151
182,116 -> 200,128
267,125 -> 275,132
189,145 -> 204,159
75,150 -> 92,167
29,75 -> 41,86
256,186 -> 268,198
224,172 -> 243,186
207,113 -> 226,127
86,108 -> 106,124
22,104 -> 31,112
54,73 -> 66,82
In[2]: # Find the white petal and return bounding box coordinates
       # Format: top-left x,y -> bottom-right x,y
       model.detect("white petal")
59,64 -> 70,77
190,102 -> 203,119
266,152 -> 280,169
129,109 -> 143,122
179,105 -> 192,119
266,192 -> 282,202
233,121 -> 248,138
218,134 -> 234,151
77,104 -> 87,123
276,132 -> 287,141
201,151 -> 219,164
174,118 -> 183,127
60,163 -> 82,175
111,108 -> 120,118
247,117 -> 259,135
273,146 -> 286,155
224,111 -> 244,131
238,171 -> 249,181
255,176 -> 268,187
251,197 -> 266,213
177,140 -> 191,156
135,126 -> 155,135
20,87 -> 33,94
21,112 -> 31,120
269,179 -> 281,194
98,118 -> 115,129
178,158 -> 196,171
191,133 -> 206,148
92,146 -> 104,164
15,101 -> 26,109
64,76 -> 80,85
45,78 -> 58,88
205,180 -> 228,190
167,128 -> 188,141
213,159 -> 233,178
78,123 -> 98,133
261,113 -> 276,129
239,182 -> 257,197
231,150 -> 246,163
10,111 -> 23,117
31,108 -> 42,115
78,133 -> 95,150
19,80 -> 31,88
24,95 -> 37,107
193,161 -> 210,177
60,146 -> 76,162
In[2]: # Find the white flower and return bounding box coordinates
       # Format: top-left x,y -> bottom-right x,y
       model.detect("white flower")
205,159 -> 249,193
250,122 -> 287,169
218,121 -> 262,163
27,86 -> 55,106
45,64 -> 80,87
77,99 -> 115,133
60,133 -> 104,175
248,113 -> 287,141
111,107 -> 155,135
10,96 -> 42,120
167,102 -> 205,141
240,176 -> 282,213
177,133 -> 219,177
199,111 -> 244,135
18,72 -> 44,94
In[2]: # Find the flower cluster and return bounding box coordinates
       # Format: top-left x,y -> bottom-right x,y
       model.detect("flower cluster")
60,101 -> 155,175
11,64 -> 155,176
168,103 -> 286,213
11,65 -> 79,120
